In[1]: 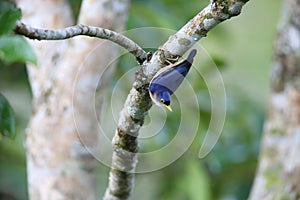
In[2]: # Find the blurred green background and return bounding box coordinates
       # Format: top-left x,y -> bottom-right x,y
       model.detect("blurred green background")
0,0 -> 282,199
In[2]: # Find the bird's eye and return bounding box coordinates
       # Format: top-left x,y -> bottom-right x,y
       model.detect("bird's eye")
160,98 -> 164,103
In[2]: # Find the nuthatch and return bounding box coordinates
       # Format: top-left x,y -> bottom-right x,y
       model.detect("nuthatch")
149,49 -> 197,111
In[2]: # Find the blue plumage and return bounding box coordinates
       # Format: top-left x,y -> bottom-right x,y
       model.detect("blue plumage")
149,49 -> 197,111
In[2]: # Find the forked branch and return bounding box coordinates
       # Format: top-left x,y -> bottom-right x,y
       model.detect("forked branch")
104,0 -> 250,199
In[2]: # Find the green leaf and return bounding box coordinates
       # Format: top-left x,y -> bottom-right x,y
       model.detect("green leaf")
0,93 -> 16,139
0,6 -> 21,35
0,35 -> 37,64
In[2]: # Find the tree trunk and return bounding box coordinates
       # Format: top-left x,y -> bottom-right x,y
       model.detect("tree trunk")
16,0 -> 130,199
250,0 -> 300,199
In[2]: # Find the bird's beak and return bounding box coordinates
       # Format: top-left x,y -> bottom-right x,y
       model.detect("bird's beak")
165,105 -> 173,112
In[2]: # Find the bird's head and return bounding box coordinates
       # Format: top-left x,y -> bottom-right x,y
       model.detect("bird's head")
151,90 -> 172,112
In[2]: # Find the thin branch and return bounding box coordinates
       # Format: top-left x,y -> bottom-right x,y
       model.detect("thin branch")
103,0 -> 250,199
14,21 -> 147,64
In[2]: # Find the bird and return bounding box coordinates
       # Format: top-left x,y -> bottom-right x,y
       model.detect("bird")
149,49 -> 197,112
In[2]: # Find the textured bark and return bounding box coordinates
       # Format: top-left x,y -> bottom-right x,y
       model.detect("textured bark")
249,0 -> 300,199
17,0 -> 130,199
103,0 -> 250,199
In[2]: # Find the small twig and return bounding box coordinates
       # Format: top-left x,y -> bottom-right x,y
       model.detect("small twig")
14,21 -> 147,64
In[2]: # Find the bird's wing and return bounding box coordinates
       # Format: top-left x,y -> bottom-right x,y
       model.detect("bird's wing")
150,60 -> 191,94
150,49 -> 197,94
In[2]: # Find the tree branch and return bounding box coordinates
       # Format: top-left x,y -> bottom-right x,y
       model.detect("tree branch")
103,0 -> 250,199
14,21 -> 147,64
